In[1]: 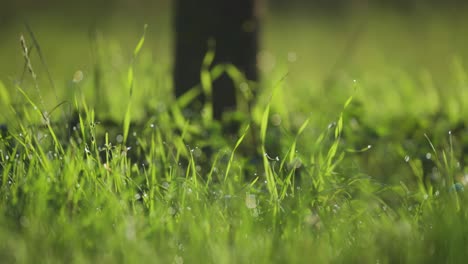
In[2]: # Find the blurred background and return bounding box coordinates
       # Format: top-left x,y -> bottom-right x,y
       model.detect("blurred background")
2,0 -> 468,122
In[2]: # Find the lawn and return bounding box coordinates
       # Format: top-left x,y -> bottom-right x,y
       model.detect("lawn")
1,6 -> 468,263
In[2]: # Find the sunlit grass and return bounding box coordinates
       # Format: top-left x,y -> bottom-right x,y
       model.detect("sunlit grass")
2,10 -> 468,263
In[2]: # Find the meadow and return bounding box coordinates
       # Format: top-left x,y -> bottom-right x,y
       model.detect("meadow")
1,7 -> 468,263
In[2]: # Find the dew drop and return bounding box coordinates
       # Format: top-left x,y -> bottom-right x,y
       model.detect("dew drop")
287,51 -> 297,62
133,193 -> 141,200
245,193 -> 257,209
72,70 -> 84,83
239,82 -> 249,92
174,255 -> 184,264
271,113 -> 282,126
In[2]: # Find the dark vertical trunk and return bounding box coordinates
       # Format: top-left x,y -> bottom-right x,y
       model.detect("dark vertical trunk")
174,0 -> 259,120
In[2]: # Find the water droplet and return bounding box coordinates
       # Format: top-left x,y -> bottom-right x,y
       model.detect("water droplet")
404,155 -> 410,162
174,255 -> 184,264
168,206 -> 176,215
426,153 -> 432,159
245,193 -> 257,209
287,51 -> 297,62
367,145 -> 372,149
150,124 -> 155,128
258,50 -> 276,73
72,70 -> 84,83
271,113 -> 282,126
116,134 -> 123,143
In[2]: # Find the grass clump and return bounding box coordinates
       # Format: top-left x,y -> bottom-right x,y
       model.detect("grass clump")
1,23 -> 468,263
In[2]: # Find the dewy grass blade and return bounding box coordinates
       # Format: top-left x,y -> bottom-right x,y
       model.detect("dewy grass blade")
133,24 -> 148,58
224,125 -> 250,183
201,46 -> 215,123
123,25 -> 147,143
260,103 -> 270,145
0,80 -> 11,106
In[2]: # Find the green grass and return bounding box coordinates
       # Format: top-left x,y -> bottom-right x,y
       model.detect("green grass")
2,9 -> 468,263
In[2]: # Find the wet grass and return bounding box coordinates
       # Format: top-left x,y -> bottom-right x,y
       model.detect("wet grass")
2,9 -> 468,263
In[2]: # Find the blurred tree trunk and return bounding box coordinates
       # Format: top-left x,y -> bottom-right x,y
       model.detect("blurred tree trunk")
174,0 -> 259,120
